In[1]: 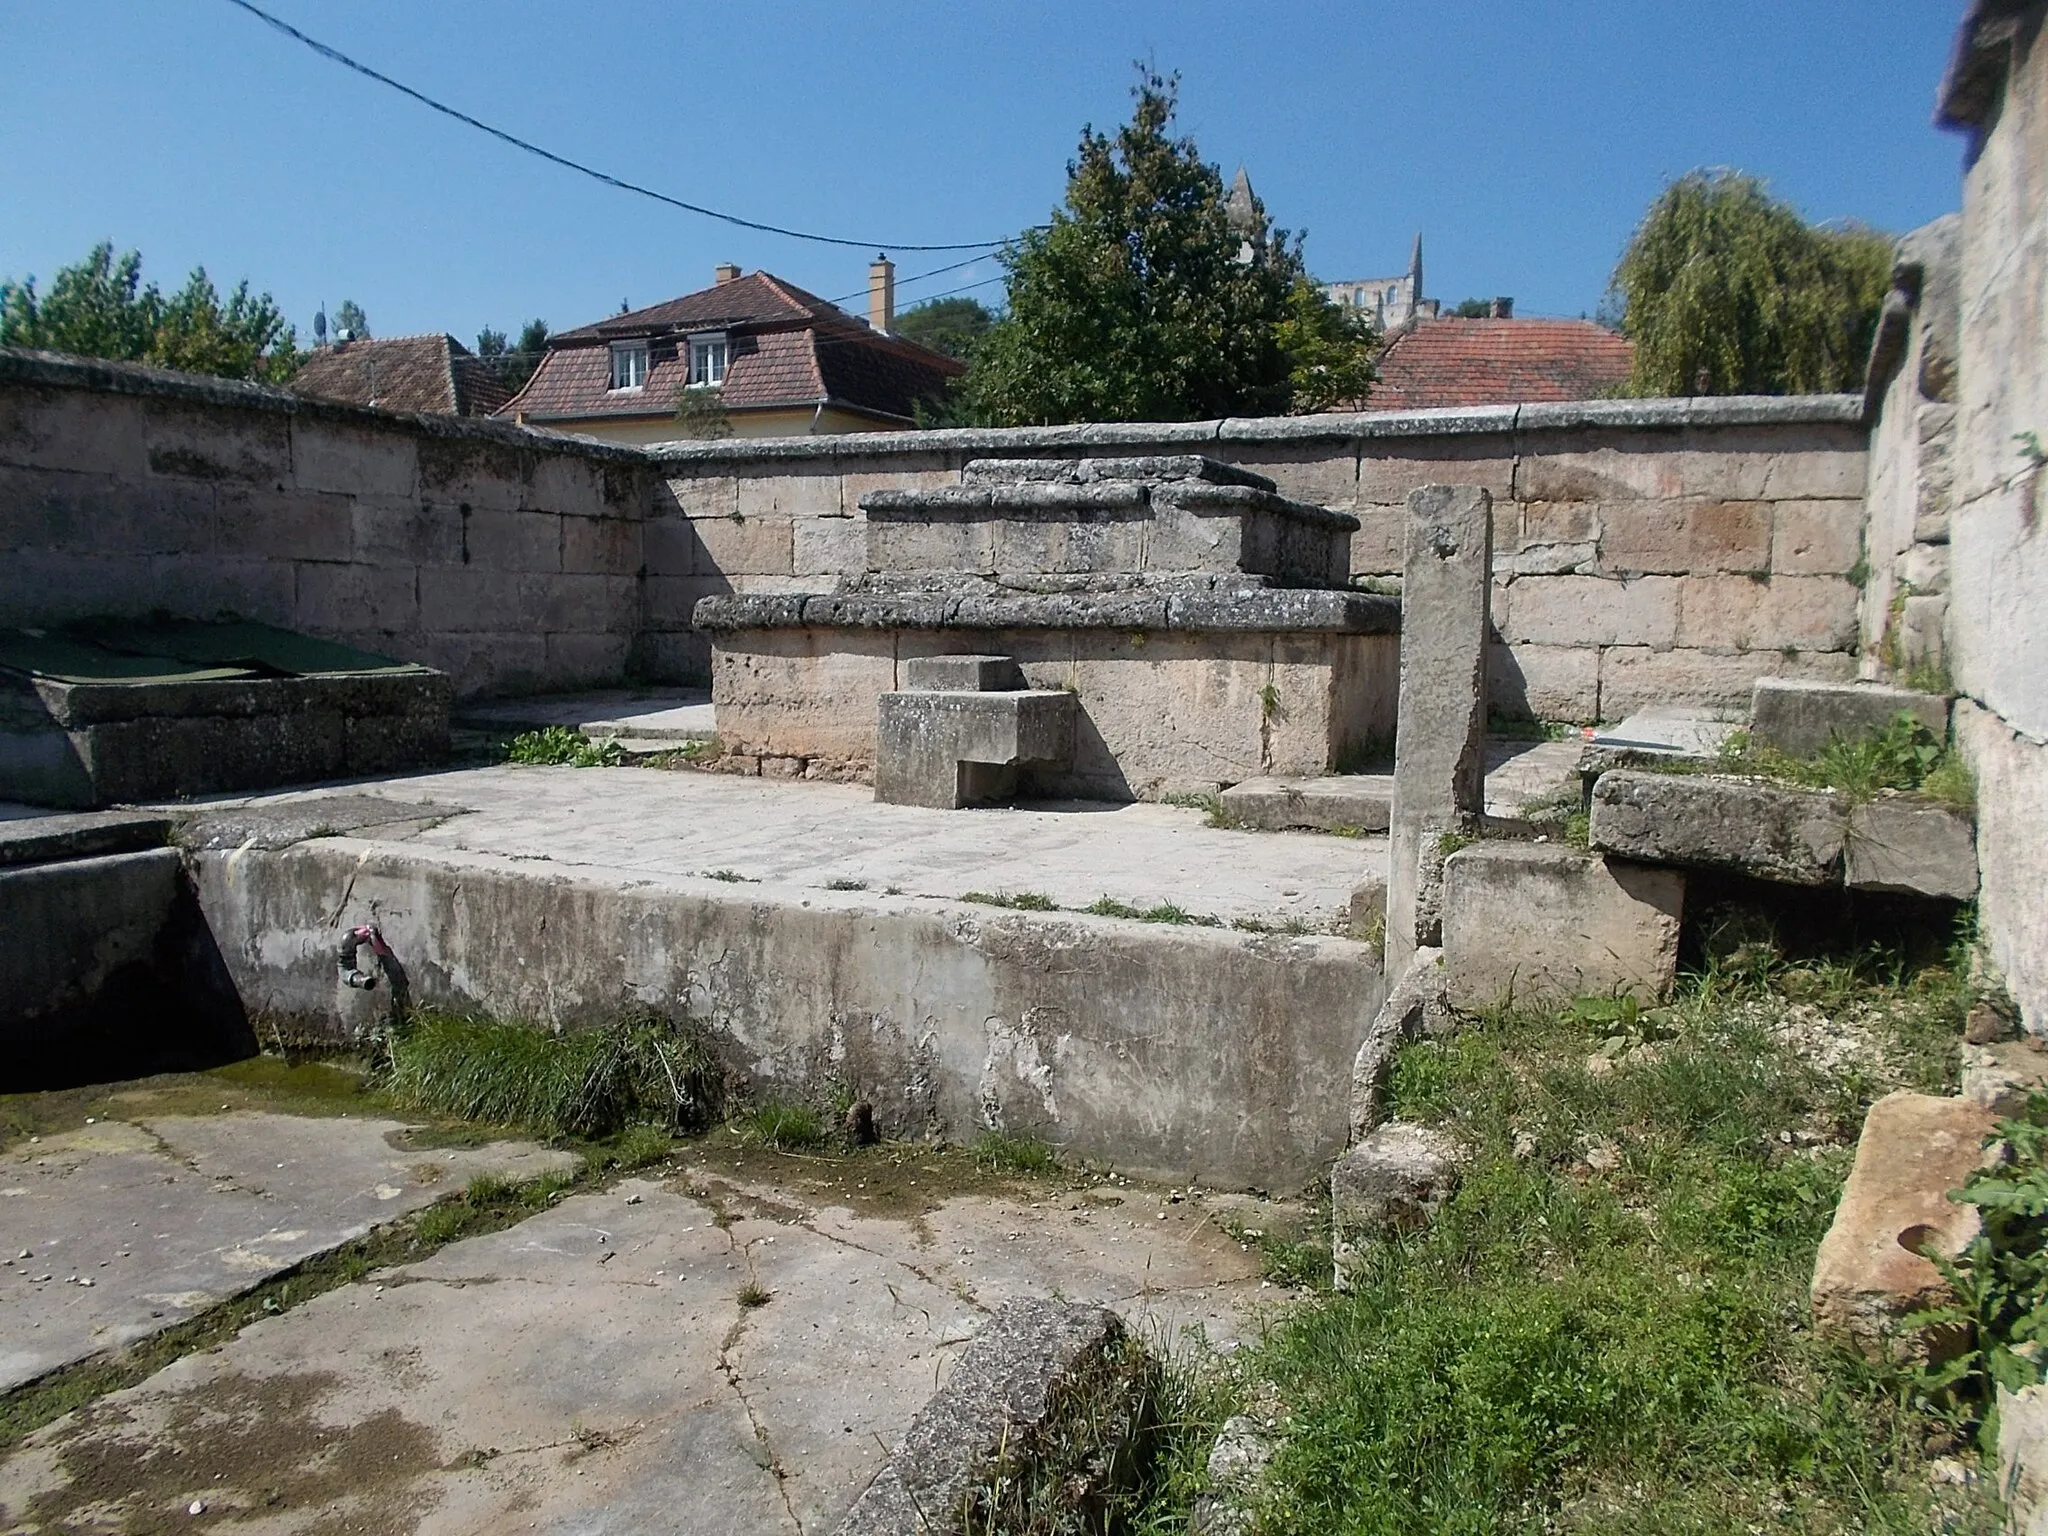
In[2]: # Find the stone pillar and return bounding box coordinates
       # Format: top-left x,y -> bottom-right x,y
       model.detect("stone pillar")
1386,484 -> 1492,977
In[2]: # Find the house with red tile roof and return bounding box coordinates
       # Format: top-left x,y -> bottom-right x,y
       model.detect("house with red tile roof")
497,263 -> 964,444
290,333 -> 513,417
1359,316 -> 1634,412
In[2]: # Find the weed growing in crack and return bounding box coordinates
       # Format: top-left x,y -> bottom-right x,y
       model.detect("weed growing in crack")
823,877 -> 869,891
1084,896 -> 1223,927
500,727 -> 626,768
960,890 -> 1061,911
736,1282 -> 772,1309
704,869 -> 757,883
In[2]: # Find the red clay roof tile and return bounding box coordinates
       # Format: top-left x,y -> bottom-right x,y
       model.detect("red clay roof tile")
1359,317 -> 1634,412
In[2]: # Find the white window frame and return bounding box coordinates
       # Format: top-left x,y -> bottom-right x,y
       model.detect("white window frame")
609,341 -> 648,391
687,332 -> 729,389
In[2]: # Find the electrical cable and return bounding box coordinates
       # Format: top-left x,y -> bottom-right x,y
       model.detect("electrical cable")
222,0 -> 1014,253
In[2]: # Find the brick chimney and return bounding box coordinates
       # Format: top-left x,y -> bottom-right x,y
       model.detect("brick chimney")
1490,297 -> 1514,319
868,255 -> 895,333
714,263 -> 741,285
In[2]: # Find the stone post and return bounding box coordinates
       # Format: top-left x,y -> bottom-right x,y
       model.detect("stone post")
1385,484 -> 1492,977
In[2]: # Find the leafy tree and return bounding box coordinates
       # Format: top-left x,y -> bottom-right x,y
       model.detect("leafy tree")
962,70 -> 1375,424
0,242 -> 300,383
894,296 -> 994,361
1451,298 -> 1495,319
476,318 -> 549,390
1275,276 -> 1380,413
1608,170 -> 1892,396
333,298 -> 370,340
671,384 -> 733,439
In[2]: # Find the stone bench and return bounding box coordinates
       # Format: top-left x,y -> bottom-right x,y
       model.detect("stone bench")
874,655 -> 1077,810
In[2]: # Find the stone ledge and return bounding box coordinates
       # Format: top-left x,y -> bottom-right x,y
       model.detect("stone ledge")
1218,775 -> 1393,833
693,587 -> 1401,635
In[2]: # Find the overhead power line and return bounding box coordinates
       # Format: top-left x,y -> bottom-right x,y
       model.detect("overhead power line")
222,0 -> 1014,253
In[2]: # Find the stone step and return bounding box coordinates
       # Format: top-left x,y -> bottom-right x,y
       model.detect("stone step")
1218,775 -> 1393,833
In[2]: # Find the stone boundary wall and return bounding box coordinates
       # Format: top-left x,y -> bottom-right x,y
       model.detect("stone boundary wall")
648,395 -> 1870,721
1,348 -> 1869,721
0,349 -> 654,698
1939,2 -> 2048,1038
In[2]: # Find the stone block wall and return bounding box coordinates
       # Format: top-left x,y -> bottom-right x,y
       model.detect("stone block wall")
649,398 -> 1869,721
1938,3 -> 2048,1037
0,351 -> 654,698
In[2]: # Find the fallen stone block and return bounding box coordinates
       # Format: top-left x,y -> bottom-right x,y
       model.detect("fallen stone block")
874,688 -> 1076,810
1749,677 -> 1949,757
1962,1039 -> 2048,1117
831,1297 -> 1151,1536
1811,1090 -> 1998,1359
1589,769 -> 1847,885
1441,842 -> 1683,1011
1844,797 -> 1978,899
1332,1122 -> 1464,1289
1190,1414 -> 1277,1536
2001,1382 -> 2048,1536
1219,774 -> 1393,833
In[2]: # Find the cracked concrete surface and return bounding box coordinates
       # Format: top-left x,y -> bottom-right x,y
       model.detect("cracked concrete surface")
0,1112 -> 577,1393
1,1159 -> 1273,1534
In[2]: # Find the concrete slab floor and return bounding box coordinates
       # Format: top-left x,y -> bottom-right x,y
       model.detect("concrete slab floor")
0,1111 -> 576,1394
0,1148 -> 1283,1534
191,766 -> 1387,928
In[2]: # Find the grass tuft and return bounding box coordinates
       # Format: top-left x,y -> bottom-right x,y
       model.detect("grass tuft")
972,1130 -> 1062,1176
745,1101 -> 827,1150
384,1011 -> 717,1140
1084,895 -> 1224,927
736,1281 -> 773,1309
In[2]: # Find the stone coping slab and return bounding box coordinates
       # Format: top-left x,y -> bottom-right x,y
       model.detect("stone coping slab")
1218,775 -> 1394,833
644,393 -> 1866,463
169,767 -> 1381,928
0,809 -> 171,867
694,585 -> 1401,634
860,477 -> 1360,533
0,1110 -> 577,1393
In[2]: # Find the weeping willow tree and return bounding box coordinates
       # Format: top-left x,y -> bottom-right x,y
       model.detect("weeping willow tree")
1607,170 -> 1892,397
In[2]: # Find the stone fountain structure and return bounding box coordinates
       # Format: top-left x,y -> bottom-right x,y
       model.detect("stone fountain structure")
693,455 -> 1399,804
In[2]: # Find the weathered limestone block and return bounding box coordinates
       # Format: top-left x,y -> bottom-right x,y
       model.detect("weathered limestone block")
1387,485 -> 1491,975
1589,770 -> 1847,885
2001,1383 -> 2048,1536
1347,878 -> 1387,943
830,1299 -> 1148,1536
1749,677 -> 1950,757
1217,775 -> 1392,833
1441,843 -> 1683,1011
1811,1090 -> 1998,1358
1189,1415 -> 1277,1536
1844,798 -> 1978,899
1962,1039 -> 2048,1117
1332,1122 -> 1464,1288
903,653 -> 1025,692
874,688 -> 1075,809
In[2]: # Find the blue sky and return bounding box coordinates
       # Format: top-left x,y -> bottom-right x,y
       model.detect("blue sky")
3,2 -> 1970,349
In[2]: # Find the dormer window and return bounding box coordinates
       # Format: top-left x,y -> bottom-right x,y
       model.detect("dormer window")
609,342 -> 648,391
687,333 -> 728,388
